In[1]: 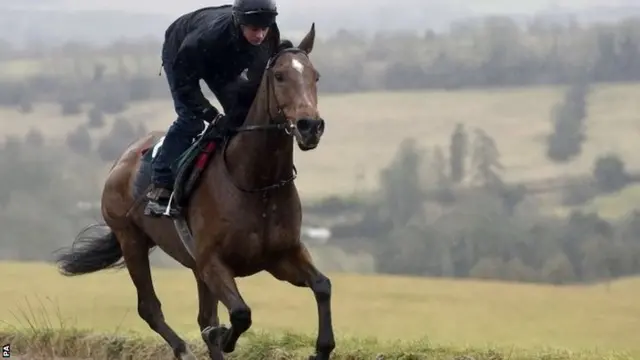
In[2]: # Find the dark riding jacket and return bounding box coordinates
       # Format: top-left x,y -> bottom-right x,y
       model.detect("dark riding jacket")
162,5 -> 280,122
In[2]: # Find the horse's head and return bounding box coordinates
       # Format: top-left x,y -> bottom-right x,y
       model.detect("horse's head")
264,23 -> 323,151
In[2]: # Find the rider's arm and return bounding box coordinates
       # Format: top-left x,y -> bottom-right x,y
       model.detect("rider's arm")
171,32 -> 219,121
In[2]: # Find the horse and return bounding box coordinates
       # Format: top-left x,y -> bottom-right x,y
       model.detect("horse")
53,23 -> 335,360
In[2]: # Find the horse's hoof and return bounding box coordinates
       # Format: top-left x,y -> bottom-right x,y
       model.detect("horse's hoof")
222,337 -> 237,353
308,354 -> 330,360
207,347 -> 224,360
202,326 -> 228,359
210,350 -> 224,360
202,325 -> 228,346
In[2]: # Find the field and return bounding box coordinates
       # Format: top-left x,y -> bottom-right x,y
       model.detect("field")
2,82 -> 640,205
1,261 -> 639,359
0,81 -> 639,226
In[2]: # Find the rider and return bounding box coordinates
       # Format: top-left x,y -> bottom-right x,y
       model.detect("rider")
146,0 -> 280,216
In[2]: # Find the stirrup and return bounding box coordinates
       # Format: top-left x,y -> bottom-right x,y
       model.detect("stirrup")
162,191 -> 179,217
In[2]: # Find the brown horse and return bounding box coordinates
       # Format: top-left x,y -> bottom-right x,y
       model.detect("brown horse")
53,24 -> 335,360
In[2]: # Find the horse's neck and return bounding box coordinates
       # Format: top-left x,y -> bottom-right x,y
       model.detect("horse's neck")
226,82 -> 294,188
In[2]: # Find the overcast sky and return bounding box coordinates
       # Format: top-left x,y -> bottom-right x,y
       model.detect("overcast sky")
0,0 -> 635,46
6,0 -> 631,15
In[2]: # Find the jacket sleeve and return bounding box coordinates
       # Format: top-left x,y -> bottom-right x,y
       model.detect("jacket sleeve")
170,32 -> 219,120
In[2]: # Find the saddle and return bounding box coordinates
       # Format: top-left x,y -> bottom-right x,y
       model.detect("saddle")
141,119 -> 224,218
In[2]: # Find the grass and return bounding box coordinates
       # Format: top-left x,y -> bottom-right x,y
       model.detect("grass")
2,329 -> 634,360
1,82 -> 639,208
1,261 -> 640,359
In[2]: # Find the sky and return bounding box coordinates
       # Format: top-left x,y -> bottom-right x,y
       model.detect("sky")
0,0 -> 636,45
5,0 -> 630,15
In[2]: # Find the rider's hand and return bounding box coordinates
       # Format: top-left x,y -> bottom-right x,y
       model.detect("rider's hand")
201,106 -> 220,123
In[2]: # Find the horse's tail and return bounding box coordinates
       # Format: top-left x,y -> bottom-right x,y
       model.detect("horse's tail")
54,224 -> 125,276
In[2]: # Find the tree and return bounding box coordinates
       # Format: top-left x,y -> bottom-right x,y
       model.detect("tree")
470,128 -> 503,189
379,138 -> 424,227
449,123 -> 468,184
65,125 -> 92,154
546,81 -> 590,162
592,153 -> 630,193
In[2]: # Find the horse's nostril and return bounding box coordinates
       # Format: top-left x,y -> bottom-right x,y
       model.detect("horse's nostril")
297,118 -> 323,133
317,119 -> 325,133
297,119 -> 312,132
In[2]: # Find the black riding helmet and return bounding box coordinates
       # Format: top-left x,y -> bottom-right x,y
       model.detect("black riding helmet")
232,0 -> 278,28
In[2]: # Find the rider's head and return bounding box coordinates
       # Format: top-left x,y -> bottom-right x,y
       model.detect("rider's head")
232,0 -> 278,46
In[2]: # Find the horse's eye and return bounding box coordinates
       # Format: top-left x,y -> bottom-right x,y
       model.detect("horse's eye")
274,72 -> 284,82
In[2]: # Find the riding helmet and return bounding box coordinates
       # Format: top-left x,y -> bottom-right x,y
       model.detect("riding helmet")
232,0 -> 278,28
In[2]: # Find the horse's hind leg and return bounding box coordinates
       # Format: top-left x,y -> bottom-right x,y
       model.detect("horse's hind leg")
199,256 -> 251,354
268,245 -> 336,360
116,227 -> 195,360
194,270 -> 224,360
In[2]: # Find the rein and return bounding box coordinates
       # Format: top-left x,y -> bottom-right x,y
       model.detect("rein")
220,46 -> 309,193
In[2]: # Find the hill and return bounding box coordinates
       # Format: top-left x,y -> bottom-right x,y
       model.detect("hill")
1,83 -> 639,210
1,260 -> 639,359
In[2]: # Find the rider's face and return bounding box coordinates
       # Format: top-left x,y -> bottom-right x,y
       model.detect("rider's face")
241,25 -> 269,45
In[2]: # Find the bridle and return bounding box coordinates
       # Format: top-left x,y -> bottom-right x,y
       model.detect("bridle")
221,46 -> 312,193
231,46 -> 308,135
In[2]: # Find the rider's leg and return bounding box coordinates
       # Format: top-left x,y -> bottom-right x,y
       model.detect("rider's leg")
146,56 -> 205,215
149,114 -> 204,196
147,114 -> 204,215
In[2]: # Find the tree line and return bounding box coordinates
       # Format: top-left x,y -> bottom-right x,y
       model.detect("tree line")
0,15 -> 639,115
0,111 -> 637,284
306,123 -> 640,285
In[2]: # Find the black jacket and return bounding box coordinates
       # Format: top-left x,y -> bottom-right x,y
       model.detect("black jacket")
162,5 -> 280,121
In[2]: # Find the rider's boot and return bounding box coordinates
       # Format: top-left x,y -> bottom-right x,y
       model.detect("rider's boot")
144,185 -> 177,217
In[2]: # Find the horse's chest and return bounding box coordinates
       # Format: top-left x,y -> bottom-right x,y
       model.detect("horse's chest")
254,201 -> 294,233
238,198 -> 299,249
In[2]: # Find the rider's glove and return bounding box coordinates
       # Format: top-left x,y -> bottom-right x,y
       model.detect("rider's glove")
200,106 -> 220,123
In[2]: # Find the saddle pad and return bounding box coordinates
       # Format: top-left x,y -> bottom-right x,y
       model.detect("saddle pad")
150,120 -> 210,159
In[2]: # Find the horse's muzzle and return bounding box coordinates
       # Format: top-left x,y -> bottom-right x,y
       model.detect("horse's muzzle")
296,118 -> 325,137
295,118 -> 324,151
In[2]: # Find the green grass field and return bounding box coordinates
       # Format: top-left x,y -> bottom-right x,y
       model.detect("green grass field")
1,261 -> 640,359
1,82 -> 639,210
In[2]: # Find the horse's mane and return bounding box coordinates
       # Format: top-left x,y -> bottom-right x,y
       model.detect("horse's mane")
224,40 -> 295,127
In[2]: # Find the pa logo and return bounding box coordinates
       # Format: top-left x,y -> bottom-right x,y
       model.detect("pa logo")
1,343 -> 9,358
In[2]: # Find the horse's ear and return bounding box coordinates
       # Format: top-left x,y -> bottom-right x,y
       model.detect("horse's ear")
298,23 -> 315,54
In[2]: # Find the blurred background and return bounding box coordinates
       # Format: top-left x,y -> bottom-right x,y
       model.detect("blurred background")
0,0 -> 639,286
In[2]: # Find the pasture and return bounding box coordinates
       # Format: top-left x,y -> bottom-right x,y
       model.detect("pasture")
1,82 -> 639,207
1,261 -> 639,359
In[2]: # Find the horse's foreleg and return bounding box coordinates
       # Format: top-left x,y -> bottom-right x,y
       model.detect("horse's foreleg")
199,256 -> 251,354
268,245 -> 336,360
194,270 -> 224,360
